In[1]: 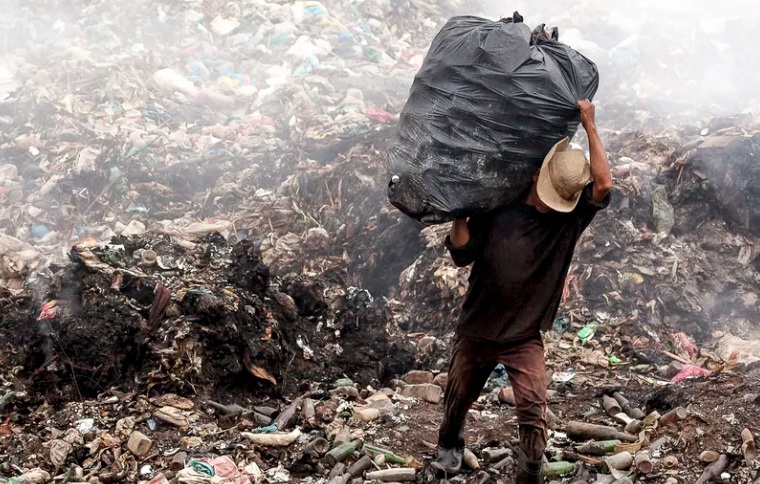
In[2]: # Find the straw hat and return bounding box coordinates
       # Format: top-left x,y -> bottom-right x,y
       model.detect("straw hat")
536,137 -> 591,213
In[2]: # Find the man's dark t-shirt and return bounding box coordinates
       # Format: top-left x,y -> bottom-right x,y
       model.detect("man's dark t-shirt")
445,184 -> 610,344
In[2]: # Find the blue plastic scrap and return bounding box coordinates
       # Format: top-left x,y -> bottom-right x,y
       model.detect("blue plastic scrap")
251,422 -> 278,434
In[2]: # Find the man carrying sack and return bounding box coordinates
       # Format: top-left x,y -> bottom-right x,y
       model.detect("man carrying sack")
431,100 -> 613,483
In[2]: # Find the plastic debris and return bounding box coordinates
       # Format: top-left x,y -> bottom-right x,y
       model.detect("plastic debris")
671,365 -> 713,383
578,323 -> 599,343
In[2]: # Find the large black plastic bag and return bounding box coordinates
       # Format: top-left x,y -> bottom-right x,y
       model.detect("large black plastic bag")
387,15 -> 599,224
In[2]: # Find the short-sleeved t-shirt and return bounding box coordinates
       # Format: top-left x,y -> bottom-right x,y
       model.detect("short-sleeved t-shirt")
445,184 -> 610,344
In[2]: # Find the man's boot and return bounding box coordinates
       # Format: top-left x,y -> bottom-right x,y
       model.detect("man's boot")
515,450 -> 544,484
430,445 -> 463,478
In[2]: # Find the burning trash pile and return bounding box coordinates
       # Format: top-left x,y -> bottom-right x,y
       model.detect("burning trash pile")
1,0 -> 760,483
2,234 -> 415,400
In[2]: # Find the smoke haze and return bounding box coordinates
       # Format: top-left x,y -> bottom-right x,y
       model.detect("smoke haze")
477,0 -> 760,117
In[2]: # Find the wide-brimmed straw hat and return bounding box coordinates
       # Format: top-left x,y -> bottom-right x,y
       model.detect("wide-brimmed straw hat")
536,137 -> 591,213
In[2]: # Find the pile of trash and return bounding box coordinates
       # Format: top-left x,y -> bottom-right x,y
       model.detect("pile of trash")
0,0 -> 461,291
397,119 -> 760,355
1,234 -> 415,404
1,327 -> 759,483
2,0 -> 760,483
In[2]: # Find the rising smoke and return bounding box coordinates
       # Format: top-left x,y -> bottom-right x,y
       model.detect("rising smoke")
477,0 -> 760,117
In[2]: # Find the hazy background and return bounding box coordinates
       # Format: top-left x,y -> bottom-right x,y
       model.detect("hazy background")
2,0 -> 758,119
478,0 -> 760,118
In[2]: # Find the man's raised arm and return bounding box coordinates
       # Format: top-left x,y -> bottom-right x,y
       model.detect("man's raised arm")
577,99 -> 612,202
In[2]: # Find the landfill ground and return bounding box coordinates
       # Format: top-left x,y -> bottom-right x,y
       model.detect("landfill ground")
2,0 -> 760,483
0,358 -> 758,483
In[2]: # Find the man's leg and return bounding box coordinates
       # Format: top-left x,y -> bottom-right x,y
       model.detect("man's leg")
433,336 -> 495,475
498,337 -> 548,483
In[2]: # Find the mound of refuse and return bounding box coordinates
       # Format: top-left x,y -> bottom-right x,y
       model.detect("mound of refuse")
1,234 -> 414,404
2,0 -> 760,482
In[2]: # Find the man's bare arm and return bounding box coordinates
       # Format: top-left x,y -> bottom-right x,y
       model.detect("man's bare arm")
577,99 -> 612,202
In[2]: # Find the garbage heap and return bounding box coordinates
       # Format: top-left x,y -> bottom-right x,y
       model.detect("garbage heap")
3,121 -> 760,483
0,0 -> 458,291
399,119 -> 760,364
1,0 -> 760,483
0,0 -> 448,406
2,233 -> 415,399
388,119 -> 760,483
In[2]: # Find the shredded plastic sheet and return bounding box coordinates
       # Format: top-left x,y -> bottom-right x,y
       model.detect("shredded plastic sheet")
388,14 -> 599,223
671,364 -> 713,383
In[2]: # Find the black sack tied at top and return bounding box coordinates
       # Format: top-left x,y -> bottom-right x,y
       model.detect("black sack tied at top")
387,14 -> 599,224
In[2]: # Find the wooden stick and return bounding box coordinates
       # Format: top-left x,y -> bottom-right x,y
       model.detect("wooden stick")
662,350 -> 690,365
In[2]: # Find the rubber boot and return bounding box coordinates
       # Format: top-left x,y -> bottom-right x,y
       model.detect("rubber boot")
515,450 -> 544,484
430,446 -> 463,478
